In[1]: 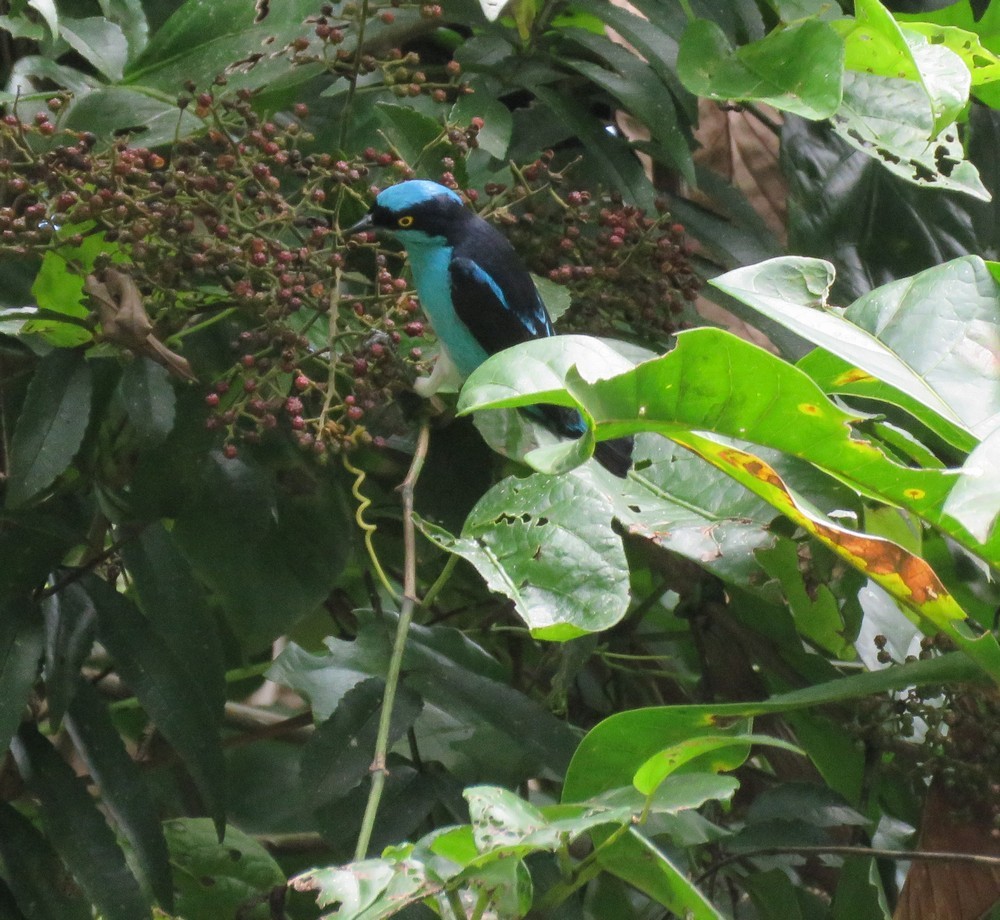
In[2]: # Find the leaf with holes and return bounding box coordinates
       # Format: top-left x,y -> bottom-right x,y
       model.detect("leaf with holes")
420,472 -> 630,640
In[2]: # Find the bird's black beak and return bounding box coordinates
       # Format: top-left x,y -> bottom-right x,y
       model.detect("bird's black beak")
344,212 -> 374,235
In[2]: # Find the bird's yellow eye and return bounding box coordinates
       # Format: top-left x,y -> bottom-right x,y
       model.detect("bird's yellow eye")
397,215 -> 414,228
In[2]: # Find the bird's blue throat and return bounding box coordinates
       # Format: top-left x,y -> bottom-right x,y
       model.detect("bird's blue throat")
398,232 -> 490,377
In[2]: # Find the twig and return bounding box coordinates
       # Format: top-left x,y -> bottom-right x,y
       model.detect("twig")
695,844 -> 1000,885
353,422 -> 431,860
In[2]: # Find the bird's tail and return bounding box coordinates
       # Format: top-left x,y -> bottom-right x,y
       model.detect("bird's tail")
534,405 -> 633,478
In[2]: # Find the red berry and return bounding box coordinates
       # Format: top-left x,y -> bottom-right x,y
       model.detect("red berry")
223,444 -> 238,459
205,392 -> 220,407
294,375 -> 310,391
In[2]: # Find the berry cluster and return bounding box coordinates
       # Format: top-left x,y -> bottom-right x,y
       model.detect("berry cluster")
0,88 -> 483,459
494,154 -> 701,342
854,634 -> 1000,835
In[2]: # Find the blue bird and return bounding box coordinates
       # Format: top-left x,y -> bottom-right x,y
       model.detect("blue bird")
348,179 -> 633,478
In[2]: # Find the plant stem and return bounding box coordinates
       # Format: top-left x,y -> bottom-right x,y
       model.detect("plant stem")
353,422 -> 431,861
695,844 -> 1000,884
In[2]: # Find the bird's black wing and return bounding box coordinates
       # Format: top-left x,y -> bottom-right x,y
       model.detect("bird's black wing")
449,217 -> 554,357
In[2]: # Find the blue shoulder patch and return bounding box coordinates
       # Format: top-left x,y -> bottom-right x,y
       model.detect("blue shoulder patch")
375,180 -> 463,211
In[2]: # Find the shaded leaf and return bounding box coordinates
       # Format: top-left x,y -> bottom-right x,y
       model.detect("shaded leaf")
163,819 -> 284,920
0,803 -> 91,920
563,651 -> 981,804
117,357 -> 176,446
86,575 -> 226,838
64,680 -> 174,910
42,581 -> 96,730
270,613 -> 579,780
0,596 -> 42,758
121,522 -> 225,718
301,677 -> 423,805
171,451 -> 349,649
9,725 -> 150,920
5,350 -> 92,508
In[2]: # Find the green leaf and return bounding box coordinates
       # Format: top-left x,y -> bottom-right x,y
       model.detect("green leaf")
0,803 -> 91,920
171,451 -> 349,649
59,16 -> 128,81
120,523 -> 225,718
564,651 -> 980,804
42,581 -> 96,730
117,357 -> 175,446
64,681 -> 174,910
125,0 -> 337,93
10,725 -> 150,920
845,256 -> 1000,438
86,575 -> 227,838
163,819 -> 284,920
270,614 -> 579,780
62,87 -> 203,148
943,425 -> 1000,542
758,541 -> 853,657
0,596 -> 42,758
677,17 -> 844,119
374,103 -> 444,167
29,233 -> 111,346
300,677 -> 423,804
100,0 -> 149,62
633,734 -> 804,796
599,830 -> 727,919
5,349 -> 92,508
451,95 -> 512,159
560,29 -> 693,183
26,0 -> 57,38
831,69 -> 988,199
796,348 -> 975,453
711,256 -> 972,434
419,471 -> 630,639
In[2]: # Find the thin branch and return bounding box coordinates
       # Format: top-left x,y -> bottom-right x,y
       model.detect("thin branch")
353,422 -> 431,861
695,844 -> 1000,884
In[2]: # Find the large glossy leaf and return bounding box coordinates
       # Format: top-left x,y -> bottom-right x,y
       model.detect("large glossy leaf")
844,256 -> 1000,438
5,350 -> 92,508
61,87 -> 203,148
0,803 -> 91,920
59,16 -> 128,81
64,680 -> 174,910
0,596 -> 42,758
781,113 -> 988,305
677,17 -> 844,119
711,256 -> 973,433
600,829 -> 727,919
9,725 -> 150,920
86,575 -> 226,837
942,425 -> 1000,542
